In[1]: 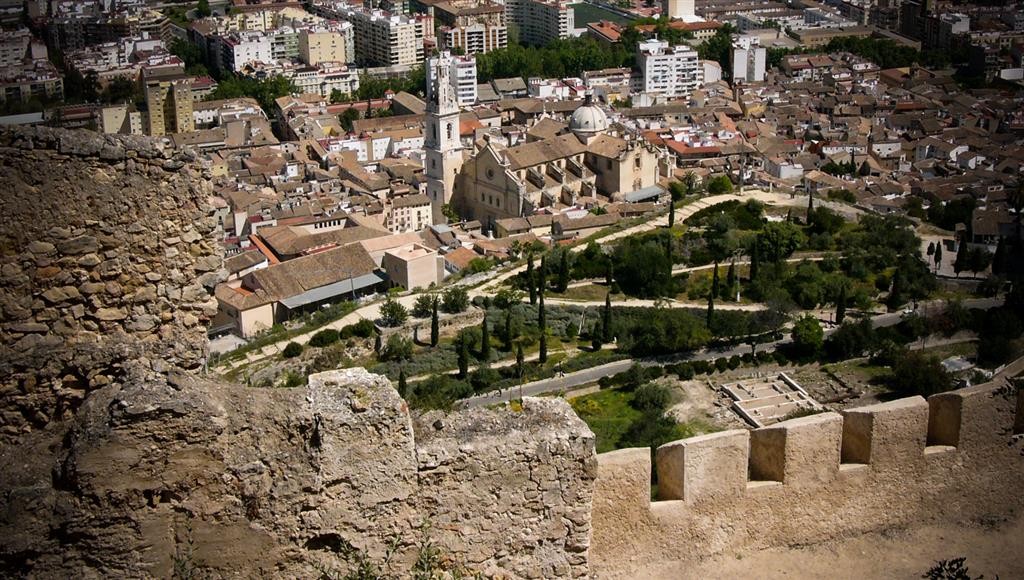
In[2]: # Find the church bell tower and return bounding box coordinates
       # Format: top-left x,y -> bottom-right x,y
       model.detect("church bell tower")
424,52 -> 464,224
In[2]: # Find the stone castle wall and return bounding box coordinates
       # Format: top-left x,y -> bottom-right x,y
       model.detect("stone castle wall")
0,127 -> 221,442
590,382 -> 1024,578
0,129 -> 595,578
2,127 -> 1023,579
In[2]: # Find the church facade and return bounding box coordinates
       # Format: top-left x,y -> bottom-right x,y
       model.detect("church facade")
451,95 -> 662,231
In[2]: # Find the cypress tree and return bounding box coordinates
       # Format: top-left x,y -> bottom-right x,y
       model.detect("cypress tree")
504,308 -> 513,351
539,256 -> 547,298
933,243 -> 942,273
516,343 -> 525,378
806,191 -> 814,225
527,254 -> 536,305
992,237 -> 1006,276
602,292 -> 612,342
430,298 -> 439,346
725,259 -> 736,300
668,197 -> 676,228
480,311 -> 490,360
557,250 -> 570,292
665,231 -> 674,266
605,261 -> 613,286
457,336 -> 469,378
750,238 -> 760,281
707,262 -> 718,327
836,284 -> 847,325
538,291 -> 547,364
954,240 -> 969,277
374,332 -> 382,354
889,267 -> 903,308
398,367 -> 408,398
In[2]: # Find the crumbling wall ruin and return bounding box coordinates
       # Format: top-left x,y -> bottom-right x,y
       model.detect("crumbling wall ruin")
591,383 -> 1024,578
0,129 -> 596,578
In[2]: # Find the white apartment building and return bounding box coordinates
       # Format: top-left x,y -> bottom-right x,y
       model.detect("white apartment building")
246,60 -> 359,98
732,35 -> 766,83
216,31 -> 272,72
440,22 -> 507,55
291,63 -> 359,97
427,51 -> 477,107
505,0 -> 573,46
637,39 -> 702,99
314,4 -> 424,67
0,28 -> 31,67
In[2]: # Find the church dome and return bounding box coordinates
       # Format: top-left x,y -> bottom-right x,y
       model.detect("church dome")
568,94 -> 609,135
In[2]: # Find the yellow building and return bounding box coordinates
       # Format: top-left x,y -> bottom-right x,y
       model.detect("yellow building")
298,29 -> 350,66
144,77 -> 194,136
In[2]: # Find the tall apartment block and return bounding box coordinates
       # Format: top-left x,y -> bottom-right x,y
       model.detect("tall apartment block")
505,0 -> 574,46
145,77 -> 194,136
637,38 -> 702,99
732,35 -> 766,83
427,51 -> 477,106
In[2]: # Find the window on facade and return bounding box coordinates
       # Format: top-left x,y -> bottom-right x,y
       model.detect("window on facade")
446,123 -> 453,139
607,159 -> 612,169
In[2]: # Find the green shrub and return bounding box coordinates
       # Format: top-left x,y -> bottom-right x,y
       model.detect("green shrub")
714,357 -> 729,372
282,342 -> 303,358
309,329 -> 339,348
340,319 -> 376,339
672,363 -> 695,380
632,383 -> 673,412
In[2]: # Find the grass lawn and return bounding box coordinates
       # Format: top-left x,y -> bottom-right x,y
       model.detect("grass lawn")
549,284 -> 615,302
570,387 -> 718,453
571,388 -> 641,453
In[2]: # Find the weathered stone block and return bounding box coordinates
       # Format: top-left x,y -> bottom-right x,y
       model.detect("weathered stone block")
656,430 -> 749,502
749,412 -> 842,487
841,396 -> 928,467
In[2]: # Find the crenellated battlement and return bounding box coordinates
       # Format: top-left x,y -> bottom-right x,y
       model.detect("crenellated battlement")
591,381 -> 1024,577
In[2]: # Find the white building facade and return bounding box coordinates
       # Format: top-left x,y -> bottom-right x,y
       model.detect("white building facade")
637,39 -> 702,99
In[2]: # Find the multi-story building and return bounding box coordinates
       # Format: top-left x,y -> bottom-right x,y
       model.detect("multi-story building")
0,59 -> 64,103
99,104 -> 145,135
732,34 -> 766,83
440,22 -> 508,55
637,39 -> 702,99
427,52 -> 477,106
387,195 -> 433,233
310,2 -> 424,67
215,31 -> 273,72
144,77 -> 194,136
0,29 -> 32,68
505,0 -> 574,46
291,63 -> 360,97
298,24 -> 355,65
348,10 -> 423,67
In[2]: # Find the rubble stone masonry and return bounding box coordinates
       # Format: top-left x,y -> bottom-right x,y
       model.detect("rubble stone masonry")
0,128 -> 596,578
